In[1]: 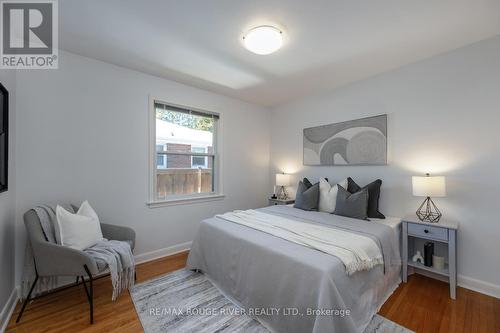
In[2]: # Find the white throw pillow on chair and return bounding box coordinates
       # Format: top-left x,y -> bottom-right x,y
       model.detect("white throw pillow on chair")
56,202 -> 103,250
77,200 -> 101,223
318,178 -> 348,213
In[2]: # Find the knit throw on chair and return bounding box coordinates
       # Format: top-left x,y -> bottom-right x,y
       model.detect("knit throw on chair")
21,204 -> 135,301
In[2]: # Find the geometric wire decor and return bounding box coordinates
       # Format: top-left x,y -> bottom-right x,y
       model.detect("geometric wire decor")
416,196 -> 442,223
276,185 -> 289,200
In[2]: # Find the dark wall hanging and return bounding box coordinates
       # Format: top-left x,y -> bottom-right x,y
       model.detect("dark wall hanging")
0,83 -> 8,193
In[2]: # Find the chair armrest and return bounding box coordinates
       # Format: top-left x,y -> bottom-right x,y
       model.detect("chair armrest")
100,223 -> 136,251
32,241 -> 98,276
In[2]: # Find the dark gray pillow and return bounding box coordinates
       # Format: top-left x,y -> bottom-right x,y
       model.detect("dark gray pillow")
347,177 -> 385,219
303,177 -> 313,188
303,177 -> 327,188
333,185 -> 369,220
294,180 -> 319,211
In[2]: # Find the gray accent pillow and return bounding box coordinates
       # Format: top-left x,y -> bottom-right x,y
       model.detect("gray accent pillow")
347,177 -> 385,219
293,180 -> 319,211
333,185 -> 369,220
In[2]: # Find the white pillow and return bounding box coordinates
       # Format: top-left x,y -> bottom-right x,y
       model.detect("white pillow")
77,200 -> 100,223
318,178 -> 348,213
56,203 -> 103,250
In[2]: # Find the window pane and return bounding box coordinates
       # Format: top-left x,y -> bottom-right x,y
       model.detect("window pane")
154,102 -> 218,200
156,106 -> 214,151
156,155 -> 214,200
192,156 -> 206,167
191,147 -> 206,153
156,145 -> 165,169
191,147 -> 207,168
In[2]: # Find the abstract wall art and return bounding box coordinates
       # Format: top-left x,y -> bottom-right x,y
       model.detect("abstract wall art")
303,114 -> 387,166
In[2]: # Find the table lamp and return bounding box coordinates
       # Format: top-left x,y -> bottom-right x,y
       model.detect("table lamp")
412,173 -> 446,223
275,173 -> 290,200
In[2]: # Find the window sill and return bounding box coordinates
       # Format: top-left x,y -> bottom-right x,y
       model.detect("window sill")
147,194 -> 225,208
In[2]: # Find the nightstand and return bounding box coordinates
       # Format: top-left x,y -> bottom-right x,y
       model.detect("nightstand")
402,216 -> 458,299
268,198 -> 295,206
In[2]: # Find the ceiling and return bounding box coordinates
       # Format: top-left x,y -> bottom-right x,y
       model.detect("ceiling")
60,0 -> 500,107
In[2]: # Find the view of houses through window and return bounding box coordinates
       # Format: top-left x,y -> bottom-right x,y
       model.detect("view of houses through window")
154,102 -> 219,200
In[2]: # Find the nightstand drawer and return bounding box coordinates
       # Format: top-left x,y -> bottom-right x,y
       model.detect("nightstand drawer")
268,198 -> 295,206
408,223 -> 448,241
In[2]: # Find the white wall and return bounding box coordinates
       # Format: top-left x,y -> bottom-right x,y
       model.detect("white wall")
14,51 -> 271,284
0,69 -> 16,327
271,36 -> 500,297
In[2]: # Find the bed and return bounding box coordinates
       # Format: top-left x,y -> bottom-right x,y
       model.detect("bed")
186,205 -> 402,333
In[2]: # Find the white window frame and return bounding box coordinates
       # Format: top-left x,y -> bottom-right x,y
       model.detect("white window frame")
147,96 -> 224,207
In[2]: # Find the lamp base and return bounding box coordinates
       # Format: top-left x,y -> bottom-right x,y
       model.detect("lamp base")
416,197 -> 442,223
276,186 -> 288,200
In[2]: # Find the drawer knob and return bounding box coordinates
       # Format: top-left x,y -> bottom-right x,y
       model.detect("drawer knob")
424,229 -> 429,233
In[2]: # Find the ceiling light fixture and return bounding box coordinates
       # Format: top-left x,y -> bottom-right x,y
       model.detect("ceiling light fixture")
243,25 -> 283,55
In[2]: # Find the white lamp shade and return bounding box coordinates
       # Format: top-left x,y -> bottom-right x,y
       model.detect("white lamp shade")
412,176 -> 446,197
275,173 -> 290,186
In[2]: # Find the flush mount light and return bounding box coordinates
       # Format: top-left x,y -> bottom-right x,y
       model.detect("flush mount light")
243,26 -> 283,55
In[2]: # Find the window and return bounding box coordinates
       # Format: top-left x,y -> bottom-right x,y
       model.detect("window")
191,147 -> 207,168
156,144 -> 167,169
150,100 -> 221,203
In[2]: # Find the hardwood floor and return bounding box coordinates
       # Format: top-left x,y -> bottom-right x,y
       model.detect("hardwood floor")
6,252 -> 500,333
6,252 -> 189,333
379,274 -> 500,333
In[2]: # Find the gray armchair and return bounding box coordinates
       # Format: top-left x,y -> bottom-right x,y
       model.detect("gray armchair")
17,208 -> 136,324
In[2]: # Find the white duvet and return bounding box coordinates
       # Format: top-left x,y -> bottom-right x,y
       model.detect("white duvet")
217,209 -> 383,275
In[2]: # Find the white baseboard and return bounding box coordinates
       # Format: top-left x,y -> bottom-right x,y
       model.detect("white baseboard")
134,241 -> 191,265
0,287 -> 18,333
458,274 -> 500,299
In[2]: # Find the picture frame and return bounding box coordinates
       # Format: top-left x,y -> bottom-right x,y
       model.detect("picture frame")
0,83 -> 8,193
303,114 -> 387,166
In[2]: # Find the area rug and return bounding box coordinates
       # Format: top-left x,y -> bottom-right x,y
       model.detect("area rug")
131,269 -> 413,333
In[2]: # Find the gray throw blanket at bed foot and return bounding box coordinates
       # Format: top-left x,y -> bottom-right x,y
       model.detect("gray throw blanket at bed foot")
21,204 -> 135,301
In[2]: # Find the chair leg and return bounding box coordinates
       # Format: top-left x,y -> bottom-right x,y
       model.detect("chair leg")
16,273 -> 39,323
81,276 -> 90,300
75,276 -> 79,284
83,265 -> 94,324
